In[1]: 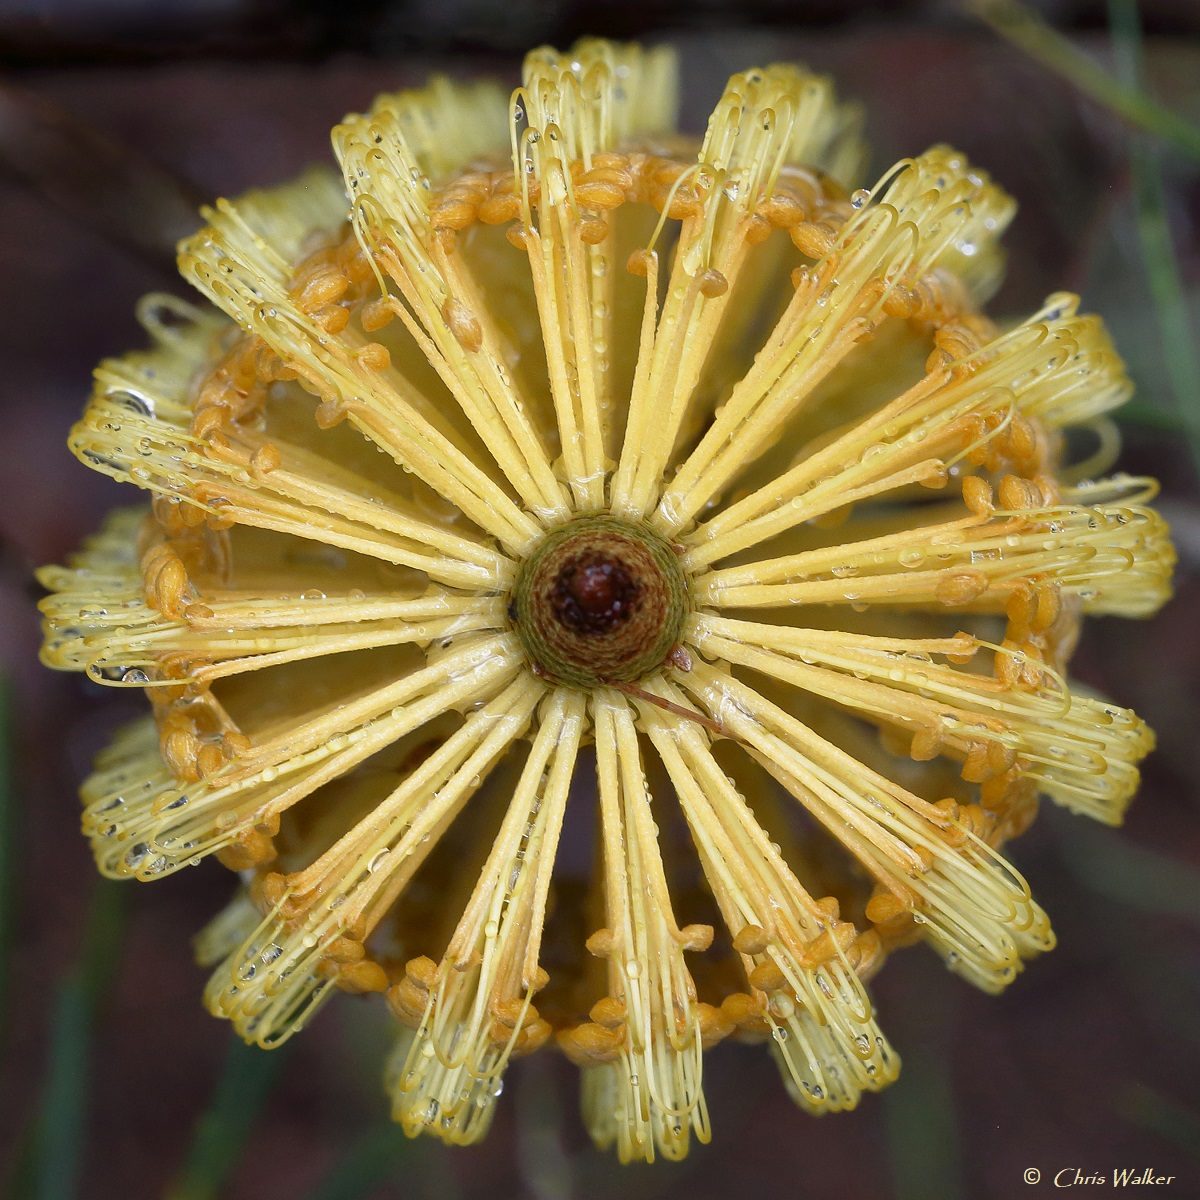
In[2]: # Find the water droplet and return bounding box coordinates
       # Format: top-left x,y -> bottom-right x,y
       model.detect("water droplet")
770,993 -> 795,1020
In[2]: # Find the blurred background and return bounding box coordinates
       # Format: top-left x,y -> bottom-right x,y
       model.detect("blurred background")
1,2 -> 1199,1197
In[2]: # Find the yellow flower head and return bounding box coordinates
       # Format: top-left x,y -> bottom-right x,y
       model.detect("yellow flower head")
39,38 -> 1174,1163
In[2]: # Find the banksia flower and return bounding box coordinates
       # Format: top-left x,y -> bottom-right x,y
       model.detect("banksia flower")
39,39 -> 1174,1163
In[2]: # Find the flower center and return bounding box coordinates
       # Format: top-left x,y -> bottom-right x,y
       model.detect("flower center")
511,515 -> 689,688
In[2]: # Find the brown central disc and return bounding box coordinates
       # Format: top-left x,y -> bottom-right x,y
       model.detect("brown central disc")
512,515 -> 689,687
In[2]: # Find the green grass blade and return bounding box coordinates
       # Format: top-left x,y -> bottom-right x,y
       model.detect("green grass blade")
31,981 -> 90,1200
165,1035 -> 288,1200
971,0 -> 1200,161
1113,400 -> 1188,433
0,673 -> 15,1030
1120,1085 -> 1200,1158
882,953 -> 965,1200
28,879 -> 128,1200
515,1057 -> 572,1200
1052,810 -> 1200,925
301,1125 -> 415,1200
884,1051 -> 964,1200
1108,0 -> 1200,474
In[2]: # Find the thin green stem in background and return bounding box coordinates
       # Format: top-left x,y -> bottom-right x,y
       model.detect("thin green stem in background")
1108,0 -> 1200,476
882,953 -> 965,1200
970,0 -> 1200,161
1052,808 -> 1200,926
0,674 -> 15,1031
166,1035 -> 289,1200
302,1125 -> 416,1200
1111,400 -> 1188,433
27,879 -> 128,1200
1120,1085 -> 1200,1159
973,0 -> 1200,474
300,1117 -> 462,1200
516,1056 -> 572,1200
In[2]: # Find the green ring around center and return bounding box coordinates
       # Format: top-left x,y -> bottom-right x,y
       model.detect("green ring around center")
510,514 -> 690,688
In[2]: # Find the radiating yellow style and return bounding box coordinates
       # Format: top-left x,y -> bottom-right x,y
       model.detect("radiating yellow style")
39,39 -> 1173,1162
